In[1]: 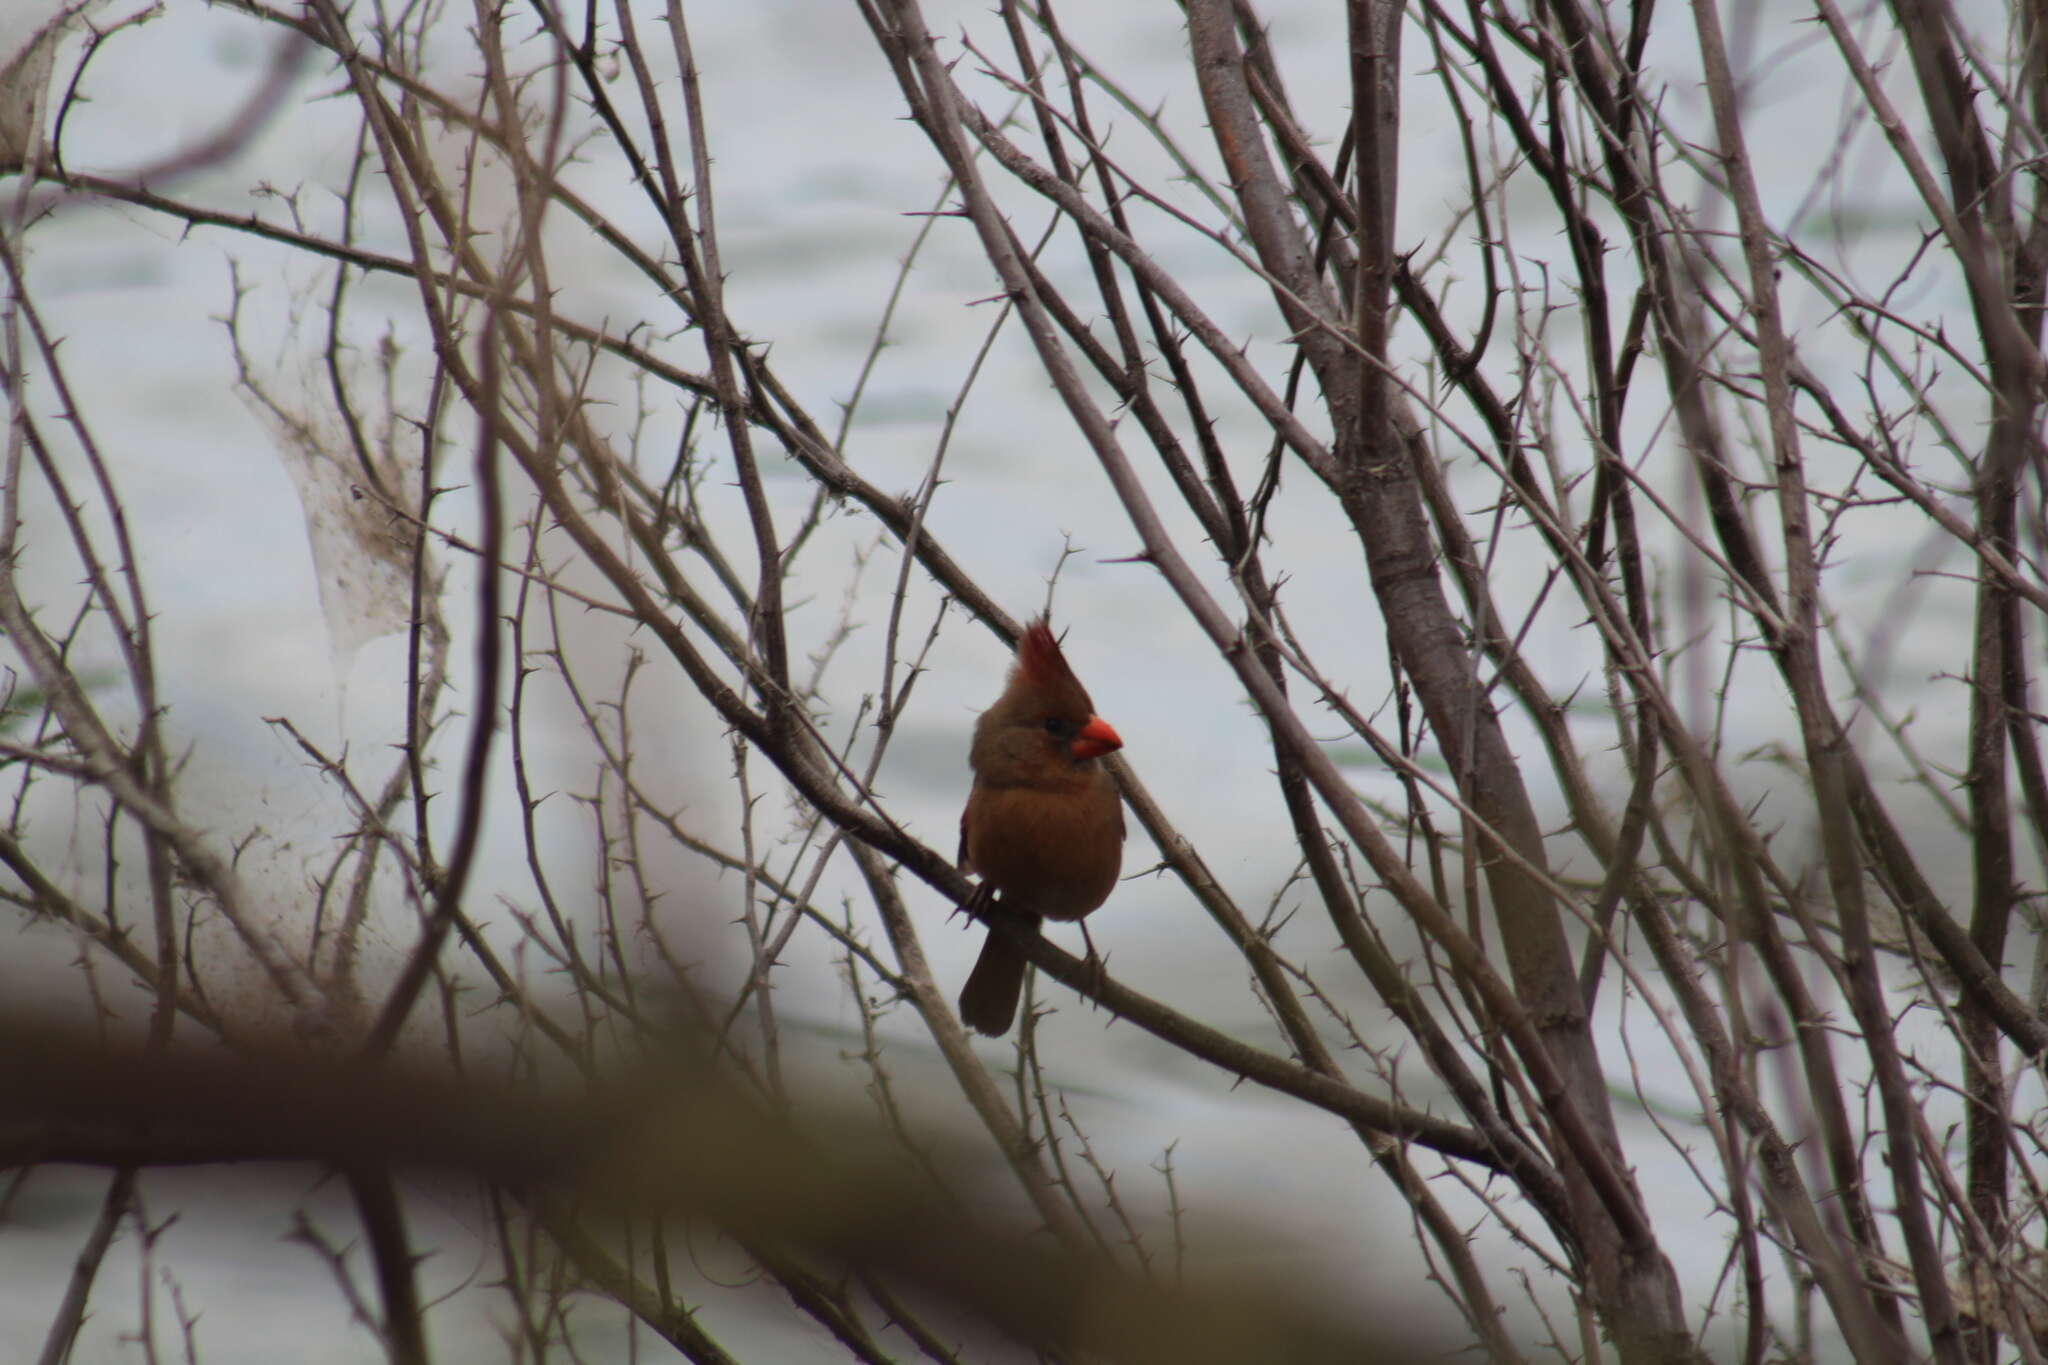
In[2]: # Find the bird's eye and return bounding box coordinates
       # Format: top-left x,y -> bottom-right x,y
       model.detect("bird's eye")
1042,717 -> 1072,739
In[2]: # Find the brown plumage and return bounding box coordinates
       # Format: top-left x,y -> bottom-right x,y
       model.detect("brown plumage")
956,617 -> 1125,1037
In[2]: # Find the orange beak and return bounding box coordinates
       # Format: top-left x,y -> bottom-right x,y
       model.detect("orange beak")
1070,715 -> 1123,760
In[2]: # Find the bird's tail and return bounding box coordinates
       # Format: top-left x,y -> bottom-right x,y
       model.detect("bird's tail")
958,908 -> 1043,1036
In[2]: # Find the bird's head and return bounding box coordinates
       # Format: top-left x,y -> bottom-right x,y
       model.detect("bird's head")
972,617 -> 1123,778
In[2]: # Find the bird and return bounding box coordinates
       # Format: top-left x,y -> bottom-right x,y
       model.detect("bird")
956,616 -> 1125,1037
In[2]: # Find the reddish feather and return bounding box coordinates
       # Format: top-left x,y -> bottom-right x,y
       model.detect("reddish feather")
1014,618 -> 1078,691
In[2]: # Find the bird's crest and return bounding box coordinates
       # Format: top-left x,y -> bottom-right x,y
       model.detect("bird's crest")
1013,616 -> 1079,690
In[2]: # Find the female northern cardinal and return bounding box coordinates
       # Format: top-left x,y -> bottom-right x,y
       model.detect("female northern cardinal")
956,617 -> 1124,1036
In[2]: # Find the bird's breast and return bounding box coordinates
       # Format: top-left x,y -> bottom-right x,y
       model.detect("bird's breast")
962,776 -> 1122,920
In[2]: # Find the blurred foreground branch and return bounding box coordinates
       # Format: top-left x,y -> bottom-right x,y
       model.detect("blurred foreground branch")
0,1014 -> 1415,1365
